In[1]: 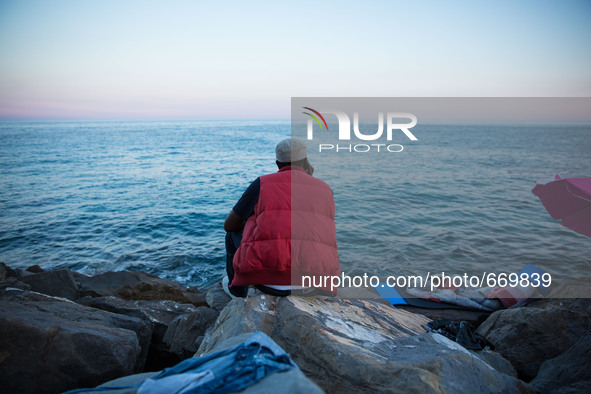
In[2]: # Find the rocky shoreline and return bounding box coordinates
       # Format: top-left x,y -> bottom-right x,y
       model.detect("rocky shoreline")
0,263 -> 589,393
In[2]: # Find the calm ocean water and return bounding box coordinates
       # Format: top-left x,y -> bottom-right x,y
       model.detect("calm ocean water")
1,121 -> 589,288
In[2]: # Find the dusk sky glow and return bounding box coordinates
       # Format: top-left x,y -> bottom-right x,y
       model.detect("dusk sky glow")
1,0 -> 590,120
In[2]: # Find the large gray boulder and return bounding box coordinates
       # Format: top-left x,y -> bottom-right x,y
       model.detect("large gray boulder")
197,295 -> 530,393
0,288 -> 152,394
17,268 -> 80,300
77,296 -> 218,369
529,331 -> 591,393
476,299 -> 591,381
74,270 -> 207,306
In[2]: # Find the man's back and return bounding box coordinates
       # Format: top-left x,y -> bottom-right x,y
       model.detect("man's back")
232,166 -> 339,288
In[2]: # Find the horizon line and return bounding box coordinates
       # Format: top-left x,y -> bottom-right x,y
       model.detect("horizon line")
2,119 -> 591,127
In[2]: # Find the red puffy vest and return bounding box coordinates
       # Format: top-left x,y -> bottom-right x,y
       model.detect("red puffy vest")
231,166 -> 340,289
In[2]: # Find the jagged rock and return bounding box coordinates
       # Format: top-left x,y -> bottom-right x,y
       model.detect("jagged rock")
475,348 -> 518,378
26,264 -> 45,273
476,299 -> 591,381
530,331 -> 591,393
205,281 -> 232,311
162,307 -> 219,358
77,296 -> 215,370
18,268 -> 79,300
0,288 -> 153,394
197,295 -> 530,393
75,270 -> 207,306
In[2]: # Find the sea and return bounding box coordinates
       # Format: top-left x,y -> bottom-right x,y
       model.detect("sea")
1,120 -> 589,289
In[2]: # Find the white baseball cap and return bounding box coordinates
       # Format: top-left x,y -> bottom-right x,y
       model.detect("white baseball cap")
275,137 -> 307,162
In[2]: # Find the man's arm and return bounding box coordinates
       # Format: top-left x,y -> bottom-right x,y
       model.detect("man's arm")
224,210 -> 245,232
224,177 -> 260,233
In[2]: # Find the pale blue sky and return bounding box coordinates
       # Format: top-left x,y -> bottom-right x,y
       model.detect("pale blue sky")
0,0 -> 590,120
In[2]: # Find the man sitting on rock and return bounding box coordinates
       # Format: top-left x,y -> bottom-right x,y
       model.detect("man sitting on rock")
223,137 -> 340,298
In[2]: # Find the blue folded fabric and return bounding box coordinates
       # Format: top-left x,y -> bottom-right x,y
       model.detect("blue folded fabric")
374,284 -> 408,305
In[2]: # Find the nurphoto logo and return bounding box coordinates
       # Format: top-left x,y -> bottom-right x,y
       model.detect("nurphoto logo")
302,107 -> 418,153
